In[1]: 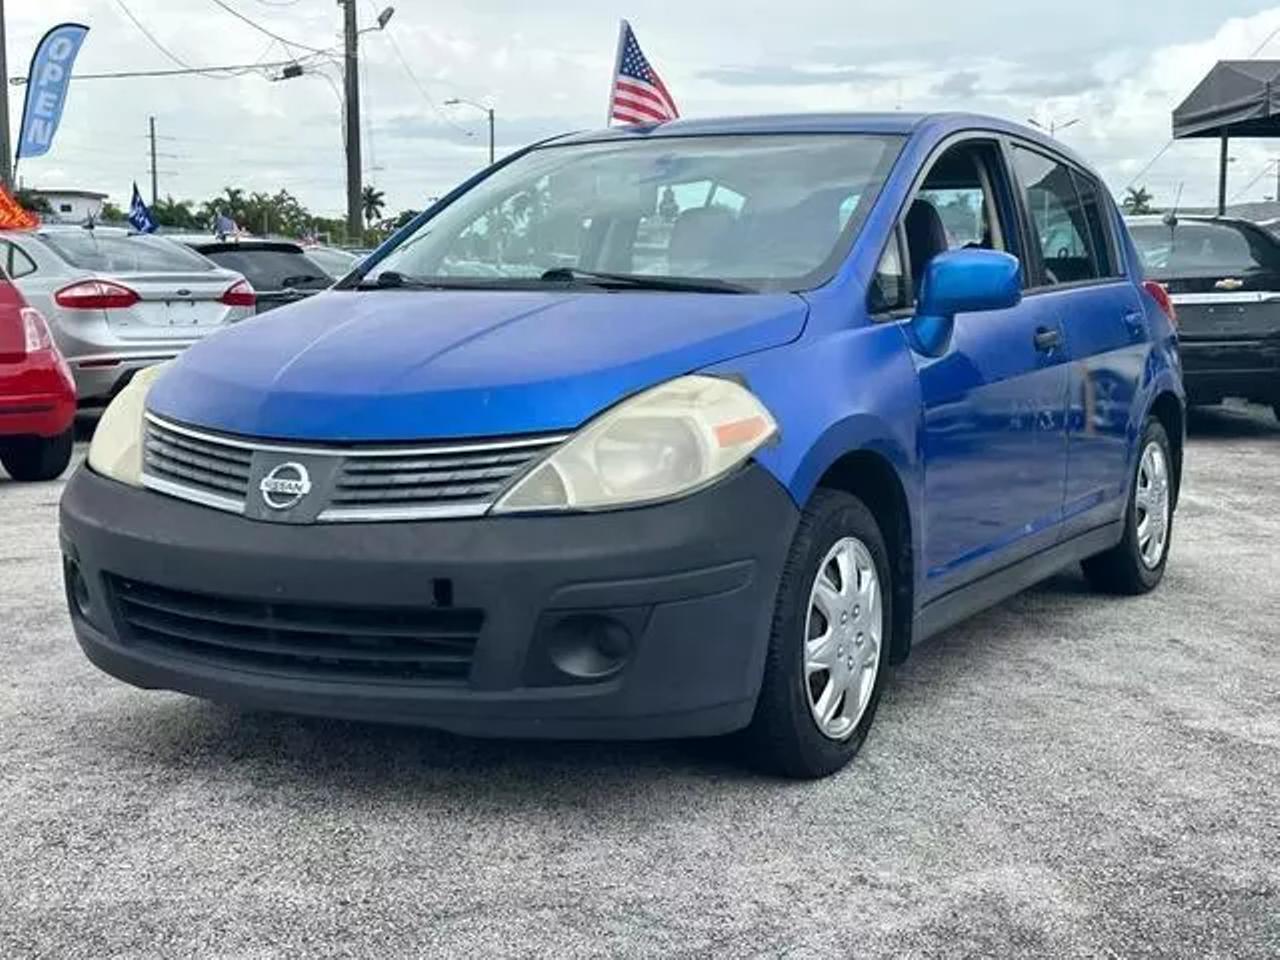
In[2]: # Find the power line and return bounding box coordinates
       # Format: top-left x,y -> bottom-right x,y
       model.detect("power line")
1249,22 -> 1280,57
372,19 -> 474,138
1126,139 -> 1175,190
207,0 -> 331,55
1229,158 -> 1278,202
114,0 -> 235,79
10,53 -> 331,85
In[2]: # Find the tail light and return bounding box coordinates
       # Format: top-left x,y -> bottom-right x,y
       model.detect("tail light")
1142,280 -> 1176,327
55,279 -> 141,310
21,307 -> 54,353
220,279 -> 257,308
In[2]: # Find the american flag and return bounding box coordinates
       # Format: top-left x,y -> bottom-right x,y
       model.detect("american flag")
609,21 -> 679,125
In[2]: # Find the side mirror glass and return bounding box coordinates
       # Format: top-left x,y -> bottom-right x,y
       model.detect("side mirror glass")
909,249 -> 1022,356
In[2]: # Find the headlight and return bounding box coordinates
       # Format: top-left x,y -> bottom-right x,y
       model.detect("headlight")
492,375 -> 777,514
87,364 -> 169,487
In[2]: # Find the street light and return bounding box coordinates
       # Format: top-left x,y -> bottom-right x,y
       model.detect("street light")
1027,116 -> 1081,138
445,98 -> 495,166
358,6 -> 395,36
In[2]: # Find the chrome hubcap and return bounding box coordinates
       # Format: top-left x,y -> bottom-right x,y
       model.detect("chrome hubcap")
803,537 -> 883,740
1135,441 -> 1171,569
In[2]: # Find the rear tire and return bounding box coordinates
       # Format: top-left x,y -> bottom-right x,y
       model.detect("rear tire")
1082,418 -> 1173,595
0,429 -> 74,482
745,489 -> 892,779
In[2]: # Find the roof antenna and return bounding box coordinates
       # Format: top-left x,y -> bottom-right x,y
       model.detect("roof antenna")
1162,182 -> 1184,229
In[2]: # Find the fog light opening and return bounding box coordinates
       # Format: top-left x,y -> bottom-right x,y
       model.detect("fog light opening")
66,560 -> 92,621
547,614 -> 634,681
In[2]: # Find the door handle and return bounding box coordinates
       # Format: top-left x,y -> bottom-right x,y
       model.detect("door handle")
1033,326 -> 1062,352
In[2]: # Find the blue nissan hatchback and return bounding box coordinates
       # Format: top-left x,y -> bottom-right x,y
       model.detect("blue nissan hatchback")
62,113 -> 1184,778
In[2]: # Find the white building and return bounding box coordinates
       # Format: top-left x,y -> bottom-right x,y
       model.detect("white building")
29,188 -> 108,223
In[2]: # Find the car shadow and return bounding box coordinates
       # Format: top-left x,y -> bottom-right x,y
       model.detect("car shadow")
1186,401 -> 1279,440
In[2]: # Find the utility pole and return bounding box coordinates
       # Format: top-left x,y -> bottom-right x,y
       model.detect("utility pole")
148,116 -> 158,207
0,0 -> 12,189
341,0 -> 362,241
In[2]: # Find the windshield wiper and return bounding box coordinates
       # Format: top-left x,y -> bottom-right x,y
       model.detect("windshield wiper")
280,273 -> 330,289
352,270 -> 473,291
539,267 -> 751,294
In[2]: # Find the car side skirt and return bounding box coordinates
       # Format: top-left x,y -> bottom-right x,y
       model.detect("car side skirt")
913,521 -> 1123,645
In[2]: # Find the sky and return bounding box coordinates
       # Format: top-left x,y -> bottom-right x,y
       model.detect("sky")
7,1 -> 1280,218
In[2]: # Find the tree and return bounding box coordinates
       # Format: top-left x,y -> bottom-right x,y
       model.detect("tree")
154,195 -> 199,229
1123,186 -> 1155,215
362,185 -> 386,226
13,189 -> 51,214
99,201 -> 126,223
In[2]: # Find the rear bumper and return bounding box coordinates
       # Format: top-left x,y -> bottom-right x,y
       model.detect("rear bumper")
59,463 -> 799,739
1179,339 -> 1280,403
0,356 -> 76,438
69,350 -> 189,405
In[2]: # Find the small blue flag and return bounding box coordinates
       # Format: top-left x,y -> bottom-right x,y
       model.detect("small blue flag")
128,182 -> 157,233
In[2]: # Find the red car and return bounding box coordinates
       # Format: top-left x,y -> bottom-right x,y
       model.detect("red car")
0,273 -> 75,481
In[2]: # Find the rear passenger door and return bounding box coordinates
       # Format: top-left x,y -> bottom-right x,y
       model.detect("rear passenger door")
1008,144 -> 1145,537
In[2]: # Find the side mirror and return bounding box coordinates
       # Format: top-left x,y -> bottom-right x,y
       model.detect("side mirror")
909,249 -> 1022,357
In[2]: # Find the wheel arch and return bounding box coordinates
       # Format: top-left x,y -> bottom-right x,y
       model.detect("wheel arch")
813,448 -> 916,664
1149,390 -> 1185,509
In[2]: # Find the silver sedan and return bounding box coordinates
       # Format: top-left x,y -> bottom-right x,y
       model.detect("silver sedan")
0,226 -> 255,405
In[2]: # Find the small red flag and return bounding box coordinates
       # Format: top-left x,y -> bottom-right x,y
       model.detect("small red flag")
0,185 -> 40,230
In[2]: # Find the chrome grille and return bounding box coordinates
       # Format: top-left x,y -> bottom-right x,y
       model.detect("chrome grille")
323,440 -> 562,521
143,416 -> 252,513
141,413 -> 566,522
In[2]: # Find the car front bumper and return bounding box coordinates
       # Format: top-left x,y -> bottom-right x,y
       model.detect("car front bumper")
59,463 -> 798,739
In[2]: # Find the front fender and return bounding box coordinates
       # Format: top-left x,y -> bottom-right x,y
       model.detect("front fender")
705,321 -> 924,582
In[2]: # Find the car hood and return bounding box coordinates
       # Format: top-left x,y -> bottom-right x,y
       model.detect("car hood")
147,288 -> 809,441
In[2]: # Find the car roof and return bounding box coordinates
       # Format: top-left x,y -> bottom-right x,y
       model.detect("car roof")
548,111 -> 1098,175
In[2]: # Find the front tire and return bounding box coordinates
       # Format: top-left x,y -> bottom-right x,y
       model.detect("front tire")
0,429 -> 74,482
1082,417 -> 1173,595
746,489 -> 892,779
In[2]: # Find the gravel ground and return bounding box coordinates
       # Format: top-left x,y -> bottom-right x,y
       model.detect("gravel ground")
1,404 -> 1277,959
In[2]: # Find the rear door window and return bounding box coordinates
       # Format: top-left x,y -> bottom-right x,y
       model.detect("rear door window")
1010,146 -> 1101,285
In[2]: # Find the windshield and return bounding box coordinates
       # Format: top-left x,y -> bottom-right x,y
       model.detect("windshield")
40,232 -> 216,273
368,133 -> 903,292
1129,220 -> 1280,279
202,248 -> 330,291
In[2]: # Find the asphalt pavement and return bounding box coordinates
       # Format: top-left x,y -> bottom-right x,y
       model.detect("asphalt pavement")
1,404 -> 1277,958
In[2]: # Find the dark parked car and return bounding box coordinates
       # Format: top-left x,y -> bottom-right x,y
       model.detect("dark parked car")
174,238 -> 330,312
1128,214 -> 1280,418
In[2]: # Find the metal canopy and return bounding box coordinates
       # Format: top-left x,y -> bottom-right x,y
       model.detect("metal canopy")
1173,61 -> 1280,213
1173,60 -> 1280,138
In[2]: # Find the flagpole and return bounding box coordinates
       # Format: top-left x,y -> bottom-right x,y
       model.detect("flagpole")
605,19 -> 627,126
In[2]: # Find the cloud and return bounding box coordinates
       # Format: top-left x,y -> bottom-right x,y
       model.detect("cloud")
700,65 -> 888,87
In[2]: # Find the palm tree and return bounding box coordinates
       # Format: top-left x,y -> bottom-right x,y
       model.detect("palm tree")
362,185 -> 386,227
1123,186 -> 1155,215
